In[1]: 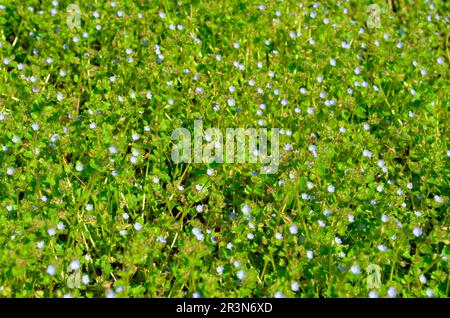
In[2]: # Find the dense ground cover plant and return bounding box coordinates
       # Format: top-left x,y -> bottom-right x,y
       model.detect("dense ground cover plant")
0,0 -> 448,298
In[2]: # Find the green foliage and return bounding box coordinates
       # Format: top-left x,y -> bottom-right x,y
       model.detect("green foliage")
0,0 -> 449,298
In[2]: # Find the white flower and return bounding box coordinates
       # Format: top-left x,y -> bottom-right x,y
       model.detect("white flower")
85,204 -> 93,211
134,222 -> 143,231
274,291 -> 285,298
192,227 -> 204,241
341,40 -> 351,49
242,204 -> 251,215
419,274 -> 427,284
31,122 -> 40,131
46,265 -> 56,276
106,291 -> 116,298
289,225 -> 298,235
350,264 -> 361,274
412,226 -> 422,237
387,286 -> 397,298
291,281 -> 299,292
82,275 -> 90,285
47,228 -> 56,236
109,146 -> 118,154
327,185 -> 335,193
306,250 -> 314,259
426,289 -> 434,297
69,260 -> 80,271
368,290 -> 379,298
236,269 -> 246,280
37,241 -> 45,249
363,149 -> 372,158
216,266 -> 224,275
6,167 -> 15,175
156,236 -> 166,244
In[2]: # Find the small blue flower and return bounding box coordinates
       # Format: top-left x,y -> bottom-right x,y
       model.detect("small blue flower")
236,269 -> 246,280
412,226 -> 422,237
46,265 -> 56,276
368,290 -> 379,298
274,291 -> 285,298
350,264 -> 361,274
387,286 -> 397,298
